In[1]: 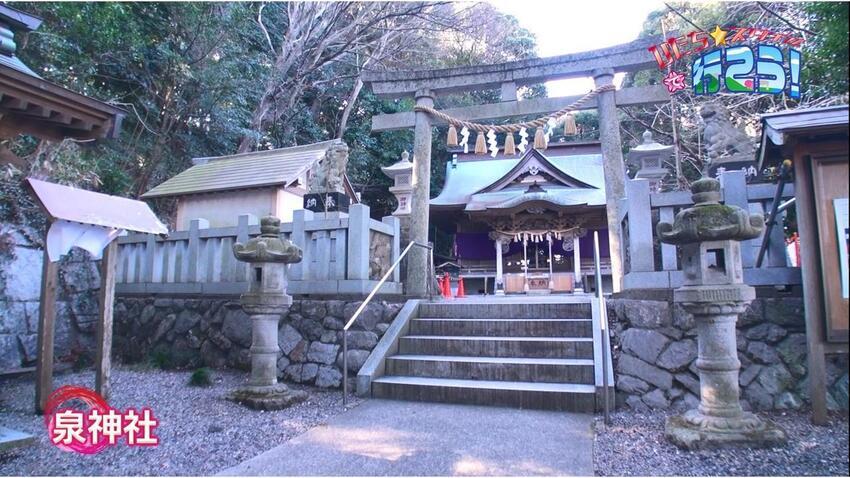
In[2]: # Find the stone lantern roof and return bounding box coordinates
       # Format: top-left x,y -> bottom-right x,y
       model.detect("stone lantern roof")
381,150 -> 413,177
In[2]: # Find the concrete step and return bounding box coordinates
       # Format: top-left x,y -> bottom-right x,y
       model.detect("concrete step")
409,318 -> 592,337
419,302 -> 592,319
371,376 -> 596,412
386,355 -> 595,384
398,335 -> 594,359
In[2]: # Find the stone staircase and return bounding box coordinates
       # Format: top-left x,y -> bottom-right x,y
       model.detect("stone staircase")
368,298 -> 607,412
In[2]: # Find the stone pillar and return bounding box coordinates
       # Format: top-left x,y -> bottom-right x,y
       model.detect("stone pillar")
593,68 -> 626,293
658,178 -> 786,450
406,89 -> 434,297
228,216 -> 307,410
573,236 -> 583,292
494,237 -> 505,295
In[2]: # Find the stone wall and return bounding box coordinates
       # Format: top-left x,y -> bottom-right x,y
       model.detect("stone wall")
608,297 -> 849,412
0,224 -> 100,369
113,297 -> 403,388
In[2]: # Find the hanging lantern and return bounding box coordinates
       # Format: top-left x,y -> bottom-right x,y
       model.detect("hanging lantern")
563,113 -> 577,136
447,124 -> 458,147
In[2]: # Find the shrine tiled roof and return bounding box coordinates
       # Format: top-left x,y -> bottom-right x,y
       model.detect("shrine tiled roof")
142,139 -> 344,199
431,146 -> 606,211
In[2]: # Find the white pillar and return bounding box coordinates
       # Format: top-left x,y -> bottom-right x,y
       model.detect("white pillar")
573,235 -> 583,292
523,238 -> 529,292
547,236 -> 554,290
495,238 -> 505,295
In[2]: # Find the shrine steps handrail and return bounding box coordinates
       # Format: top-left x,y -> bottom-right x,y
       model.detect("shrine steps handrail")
342,240 -> 434,406
593,230 -> 612,426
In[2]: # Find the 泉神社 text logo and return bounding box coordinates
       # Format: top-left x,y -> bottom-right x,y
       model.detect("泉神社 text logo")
649,26 -> 803,97
44,385 -> 159,454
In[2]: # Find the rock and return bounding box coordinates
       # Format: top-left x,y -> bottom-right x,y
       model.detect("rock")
344,301 -> 383,331
656,339 -> 697,372
621,328 -> 669,363
337,349 -> 370,372
744,323 -> 788,343
626,395 -> 649,411
154,298 -> 173,308
642,389 -> 669,409
307,342 -> 338,365
667,387 -> 685,400
320,331 -> 338,344
322,316 -> 344,331
326,300 -> 346,318
300,300 -> 327,320
227,347 -> 251,371
739,363 -> 763,387
375,323 -> 390,335
743,382 -> 773,410
152,314 -> 177,343
738,300 -> 764,327
300,363 -> 319,383
775,391 -> 802,410
16,334 -> 37,363
657,327 -> 684,340
4,246 -> 43,301
221,308 -> 252,348
283,364 -> 303,383
278,324 -> 303,355
758,363 -> 793,395
617,355 -> 673,390
289,340 -> 308,363
621,300 -> 671,328
207,329 -> 232,350
682,392 -> 700,410
747,341 -> 780,364
173,309 -> 201,335
186,331 -> 202,349
69,293 -> 98,317
832,373 -> 849,408
139,304 -> 157,325
382,303 -> 403,322
200,340 -> 226,368
764,298 -> 805,328
0,301 -> 27,334
617,375 -> 651,394
672,304 -> 694,331
293,316 -> 323,341
277,355 -> 291,377
674,373 -> 701,396
0,334 -> 21,369
315,365 -> 342,388
777,333 -> 807,376
345,331 -> 378,350
736,329 -> 748,352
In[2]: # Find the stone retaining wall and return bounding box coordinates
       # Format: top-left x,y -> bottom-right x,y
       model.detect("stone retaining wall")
114,297 -> 403,388
1,224 -> 100,370
607,297 -> 849,412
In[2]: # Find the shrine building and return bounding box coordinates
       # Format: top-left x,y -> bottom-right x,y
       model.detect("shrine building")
429,141 -> 612,295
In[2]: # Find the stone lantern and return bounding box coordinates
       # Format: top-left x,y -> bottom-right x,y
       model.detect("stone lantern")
657,177 -> 786,449
381,150 -> 414,217
228,216 -> 307,410
629,130 -> 673,192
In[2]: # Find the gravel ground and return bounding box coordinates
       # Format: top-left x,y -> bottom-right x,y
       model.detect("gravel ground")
0,365 -> 362,476
594,409 -> 849,476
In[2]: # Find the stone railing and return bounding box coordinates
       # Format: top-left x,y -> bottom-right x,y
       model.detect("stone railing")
619,170 -> 799,289
115,204 -> 401,296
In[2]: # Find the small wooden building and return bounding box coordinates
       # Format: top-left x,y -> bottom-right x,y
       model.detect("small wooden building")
758,104 -> 849,424
142,139 -> 359,230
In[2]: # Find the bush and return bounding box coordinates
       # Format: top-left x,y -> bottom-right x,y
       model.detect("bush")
149,349 -> 173,370
188,367 -> 213,387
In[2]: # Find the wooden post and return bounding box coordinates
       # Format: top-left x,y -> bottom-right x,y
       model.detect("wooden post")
95,240 -> 118,401
406,89 -> 434,296
35,244 -> 58,414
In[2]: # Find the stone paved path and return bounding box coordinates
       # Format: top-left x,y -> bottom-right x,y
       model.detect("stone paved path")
219,399 -> 594,476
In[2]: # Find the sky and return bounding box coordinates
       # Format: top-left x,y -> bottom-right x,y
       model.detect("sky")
488,0 -> 665,97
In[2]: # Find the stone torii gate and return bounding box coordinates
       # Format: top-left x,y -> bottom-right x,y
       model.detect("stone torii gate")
363,36 -> 671,296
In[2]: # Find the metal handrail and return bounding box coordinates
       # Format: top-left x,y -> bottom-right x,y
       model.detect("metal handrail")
593,231 -> 611,425
342,240 -> 434,406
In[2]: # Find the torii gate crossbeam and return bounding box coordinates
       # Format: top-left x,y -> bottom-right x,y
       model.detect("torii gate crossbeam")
364,36 -> 671,296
